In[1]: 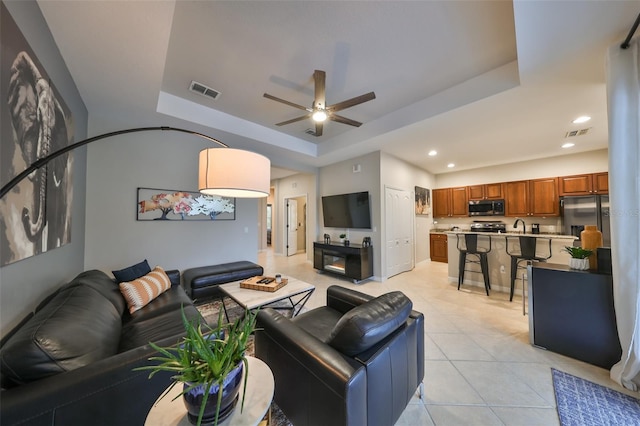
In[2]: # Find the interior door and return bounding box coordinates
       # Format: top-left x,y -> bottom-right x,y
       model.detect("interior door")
385,187 -> 414,278
286,199 -> 298,256
398,191 -> 414,272
386,189 -> 401,277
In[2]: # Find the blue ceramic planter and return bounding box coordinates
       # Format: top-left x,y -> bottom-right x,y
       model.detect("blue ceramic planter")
182,362 -> 244,425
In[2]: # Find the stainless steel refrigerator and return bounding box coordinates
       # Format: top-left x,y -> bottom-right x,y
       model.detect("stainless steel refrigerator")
561,195 -> 610,247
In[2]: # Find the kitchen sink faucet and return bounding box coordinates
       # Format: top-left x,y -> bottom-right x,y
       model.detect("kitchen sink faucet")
513,218 -> 526,234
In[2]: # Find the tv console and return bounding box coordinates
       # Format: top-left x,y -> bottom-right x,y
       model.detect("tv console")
313,241 -> 373,283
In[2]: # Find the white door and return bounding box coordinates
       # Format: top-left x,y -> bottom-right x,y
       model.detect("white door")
286,199 -> 298,256
386,189 -> 401,277
398,191 -> 414,272
385,187 -> 414,278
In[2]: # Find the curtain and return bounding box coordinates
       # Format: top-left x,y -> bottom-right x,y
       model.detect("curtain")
606,40 -> 640,391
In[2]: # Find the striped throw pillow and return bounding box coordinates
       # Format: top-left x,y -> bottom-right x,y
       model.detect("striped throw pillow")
119,266 -> 171,314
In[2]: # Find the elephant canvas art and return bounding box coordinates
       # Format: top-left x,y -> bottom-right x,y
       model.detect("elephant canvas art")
0,3 -> 74,266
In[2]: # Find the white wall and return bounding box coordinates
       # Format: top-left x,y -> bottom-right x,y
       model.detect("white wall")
380,153 -> 437,268
84,117 -> 261,274
0,1 -> 88,338
435,149 -> 608,188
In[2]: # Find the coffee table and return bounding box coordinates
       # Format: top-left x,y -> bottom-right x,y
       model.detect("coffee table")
145,356 -> 273,426
219,277 -> 315,317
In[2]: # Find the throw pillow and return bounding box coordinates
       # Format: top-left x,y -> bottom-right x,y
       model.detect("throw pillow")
328,291 -> 413,356
119,266 -> 171,314
112,259 -> 152,284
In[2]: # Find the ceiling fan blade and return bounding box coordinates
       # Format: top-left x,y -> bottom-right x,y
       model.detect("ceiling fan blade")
275,114 -> 311,126
315,121 -> 324,137
327,92 -> 376,112
263,93 -> 310,112
314,70 -> 326,110
329,114 -> 363,127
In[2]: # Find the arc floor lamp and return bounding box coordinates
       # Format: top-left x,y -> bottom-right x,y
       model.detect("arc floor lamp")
0,126 -> 271,199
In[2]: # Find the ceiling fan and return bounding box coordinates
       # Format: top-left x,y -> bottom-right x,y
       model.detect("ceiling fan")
263,70 -> 376,137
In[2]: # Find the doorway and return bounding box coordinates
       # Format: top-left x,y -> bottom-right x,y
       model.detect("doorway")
285,195 -> 307,257
266,204 -> 272,246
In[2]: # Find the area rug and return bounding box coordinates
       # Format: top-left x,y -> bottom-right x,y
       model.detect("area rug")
195,299 -> 293,426
552,368 -> 640,426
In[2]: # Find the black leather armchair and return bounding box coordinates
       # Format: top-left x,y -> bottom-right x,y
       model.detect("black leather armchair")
255,285 -> 424,426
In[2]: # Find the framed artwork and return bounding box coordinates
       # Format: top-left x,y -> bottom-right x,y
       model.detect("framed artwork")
415,186 -> 431,215
0,3 -> 75,266
137,188 -> 235,221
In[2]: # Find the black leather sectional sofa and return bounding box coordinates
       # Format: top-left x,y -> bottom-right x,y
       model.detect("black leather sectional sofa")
0,269 -> 203,426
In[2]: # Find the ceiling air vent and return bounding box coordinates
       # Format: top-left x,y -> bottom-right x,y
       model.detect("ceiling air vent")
304,128 -> 317,136
564,127 -> 591,138
189,80 -> 221,100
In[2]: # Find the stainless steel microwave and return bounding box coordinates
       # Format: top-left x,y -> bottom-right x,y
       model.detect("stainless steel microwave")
468,199 -> 505,216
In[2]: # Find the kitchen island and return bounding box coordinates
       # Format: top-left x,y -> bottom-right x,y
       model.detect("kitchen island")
444,231 -> 577,297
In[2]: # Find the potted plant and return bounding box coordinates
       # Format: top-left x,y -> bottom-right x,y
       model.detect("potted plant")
137,308 -> 257,426
563,246 -> 593,270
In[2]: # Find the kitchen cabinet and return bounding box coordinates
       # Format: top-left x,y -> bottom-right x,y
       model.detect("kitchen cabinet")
558,172 -> 608,196
433,187 -> 468,218
467,183 -> 504,200
529,263 -> 621,369
505,177 -> 559,217
430,233 -> 448,263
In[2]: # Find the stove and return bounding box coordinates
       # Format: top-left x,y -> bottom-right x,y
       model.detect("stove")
470,221 -> 506,233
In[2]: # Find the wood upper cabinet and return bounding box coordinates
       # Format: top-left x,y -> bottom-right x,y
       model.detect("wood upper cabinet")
594,173 -> 609,193
505,180 -> 529,217
467,183 -> 504,200
433,187 -> 468,218
433,189 -> 450,218
450,187 -> 468,216
505,177 -> 559,217
430,233 -> 448,263
558,172 -> 609,195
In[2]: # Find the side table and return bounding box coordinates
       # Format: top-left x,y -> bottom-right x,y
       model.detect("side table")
145,356 -> 274,426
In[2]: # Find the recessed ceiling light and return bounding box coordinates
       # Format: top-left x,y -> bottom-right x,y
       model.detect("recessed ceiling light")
428,150 -> 437,156
562,142 -> 575,148
572,116 -> 591,124
447,163 -> 455,168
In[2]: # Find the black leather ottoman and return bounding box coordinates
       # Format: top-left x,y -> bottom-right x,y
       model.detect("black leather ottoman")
182,261 -> 264,302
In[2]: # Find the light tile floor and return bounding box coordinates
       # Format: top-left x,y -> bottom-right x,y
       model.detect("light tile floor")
259,249 -> 638,426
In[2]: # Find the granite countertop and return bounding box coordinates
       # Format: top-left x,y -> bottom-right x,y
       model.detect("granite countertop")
442,230 -> 577,239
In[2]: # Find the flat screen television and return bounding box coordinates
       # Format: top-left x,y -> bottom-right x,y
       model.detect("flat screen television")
321,191 -> 372,229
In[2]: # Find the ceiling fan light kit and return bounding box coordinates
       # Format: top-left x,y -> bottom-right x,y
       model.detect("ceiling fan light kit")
312,110 -> 327,122
264,69 -> 375,136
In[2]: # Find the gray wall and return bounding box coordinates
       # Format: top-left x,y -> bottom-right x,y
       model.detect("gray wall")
83,117 -> 261,274
272,172 -> 316,261
0,1 -> 88,338
319,151 -> 381,278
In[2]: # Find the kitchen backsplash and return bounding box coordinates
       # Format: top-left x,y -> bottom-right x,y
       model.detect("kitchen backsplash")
431,217 -> 563,234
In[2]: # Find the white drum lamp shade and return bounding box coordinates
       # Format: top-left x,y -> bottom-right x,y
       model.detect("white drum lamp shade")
199,148 -> 271,198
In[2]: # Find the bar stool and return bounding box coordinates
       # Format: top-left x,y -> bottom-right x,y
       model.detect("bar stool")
506,236 -> 552,306
456,234 -> 492,296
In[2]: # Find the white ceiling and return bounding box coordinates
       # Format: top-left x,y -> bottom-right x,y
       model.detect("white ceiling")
37,1 -> 639,177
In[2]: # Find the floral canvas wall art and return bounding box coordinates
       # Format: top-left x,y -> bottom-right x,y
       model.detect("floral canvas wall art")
137,188 -> 235,221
